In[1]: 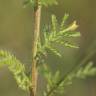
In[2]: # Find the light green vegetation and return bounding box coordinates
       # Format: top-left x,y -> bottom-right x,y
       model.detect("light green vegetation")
0,0 -> 96,96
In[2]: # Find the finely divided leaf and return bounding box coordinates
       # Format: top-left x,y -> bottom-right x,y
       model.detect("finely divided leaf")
0,50 -> 31,91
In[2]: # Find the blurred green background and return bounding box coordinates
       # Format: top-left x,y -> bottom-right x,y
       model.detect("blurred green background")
0,0 -> 96,96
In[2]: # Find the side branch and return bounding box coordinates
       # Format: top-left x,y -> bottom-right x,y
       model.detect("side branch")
46,50 -> 96,96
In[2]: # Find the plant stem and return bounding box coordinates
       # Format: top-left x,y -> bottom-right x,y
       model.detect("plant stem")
46,50 -> 96,96
30,0 -> 41,96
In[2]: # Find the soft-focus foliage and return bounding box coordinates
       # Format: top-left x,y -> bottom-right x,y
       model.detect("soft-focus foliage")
39,62 -> 96,96
35,14 -> 96,96
37,14 -> 80,58
40,0 -> 58,6
0,13 -> 96,96
0,49 -> 96,96
0,0 -> 96,95
0,50 -> 31,91
23,0 -> 58,7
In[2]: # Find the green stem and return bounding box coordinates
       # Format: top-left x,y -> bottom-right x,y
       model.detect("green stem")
46,50 -> 96,96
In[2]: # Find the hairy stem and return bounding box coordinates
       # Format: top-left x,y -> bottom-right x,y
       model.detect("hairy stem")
30,0 -> 41,96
